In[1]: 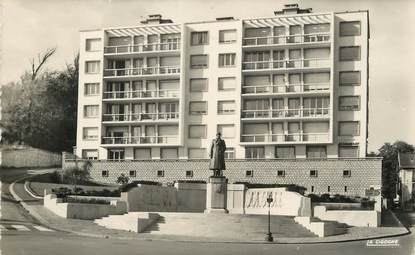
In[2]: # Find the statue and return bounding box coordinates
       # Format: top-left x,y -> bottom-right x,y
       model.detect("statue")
209,132 -> 227,177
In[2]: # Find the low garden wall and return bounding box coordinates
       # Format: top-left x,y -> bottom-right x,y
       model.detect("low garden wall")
44,194 -> 127,220
314,205 -> 381,227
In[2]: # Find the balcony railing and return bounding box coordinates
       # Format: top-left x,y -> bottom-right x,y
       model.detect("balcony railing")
243,33 -> 330,46
241,133 -> 329,143
102,135 -> 179,145
241,108 -> 330,119
104,42 -> 181,54
242,83 -> 330,94
103,89 -> 180,99
338,135 -> 359,144
242,58 -> 330,71
102,112 -> 179,122
103,66 -> 180,77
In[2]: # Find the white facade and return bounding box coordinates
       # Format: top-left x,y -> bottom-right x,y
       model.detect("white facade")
75,9 -> 369,160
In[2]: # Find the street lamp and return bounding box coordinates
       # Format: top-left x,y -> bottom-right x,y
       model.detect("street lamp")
265,194 -> 274,242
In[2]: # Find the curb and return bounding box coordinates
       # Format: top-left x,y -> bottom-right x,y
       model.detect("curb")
24,181 -> 44,199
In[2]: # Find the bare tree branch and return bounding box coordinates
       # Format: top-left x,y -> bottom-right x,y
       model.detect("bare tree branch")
30,47 -> 57,80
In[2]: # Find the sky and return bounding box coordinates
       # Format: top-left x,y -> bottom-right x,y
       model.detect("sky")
1,0 -> 414,152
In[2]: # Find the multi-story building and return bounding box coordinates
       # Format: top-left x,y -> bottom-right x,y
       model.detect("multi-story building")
76,4 -> 369,162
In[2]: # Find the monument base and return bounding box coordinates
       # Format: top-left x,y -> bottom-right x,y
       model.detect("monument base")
205,176 -> 228,214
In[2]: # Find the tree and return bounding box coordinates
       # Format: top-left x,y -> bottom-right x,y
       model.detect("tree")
378,141 -> 414,204
62,161 -> 92,194
0,51 -> 78,152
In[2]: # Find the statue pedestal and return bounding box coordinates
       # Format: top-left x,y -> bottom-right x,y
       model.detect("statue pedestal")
205,176 -> 228,214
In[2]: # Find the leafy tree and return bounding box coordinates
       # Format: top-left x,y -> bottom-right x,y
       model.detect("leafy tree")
378,141 -> 414,204
116,173 -> 130,185
62,161 -> 92,193
0,51 -> 78,152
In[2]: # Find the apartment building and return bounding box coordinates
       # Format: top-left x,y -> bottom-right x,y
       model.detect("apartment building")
76,5 -> 369,161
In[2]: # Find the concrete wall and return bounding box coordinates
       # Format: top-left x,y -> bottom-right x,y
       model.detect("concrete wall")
44,194 -> 127,220
121,183 -> 206,213
227,186 -> 311,217
63,157 -> 382,197
1,148 -> 61,168
314,205 -> 380,227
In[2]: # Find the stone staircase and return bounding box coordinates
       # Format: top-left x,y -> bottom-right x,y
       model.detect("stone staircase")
144,213 -> 317,239
94,212 -> 159,233
294,216 -> 348,237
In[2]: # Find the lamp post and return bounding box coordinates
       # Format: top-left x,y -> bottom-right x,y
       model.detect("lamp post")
265,194 -> 274,242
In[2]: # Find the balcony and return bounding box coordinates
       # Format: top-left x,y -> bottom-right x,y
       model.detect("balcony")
242,83 -> 330,95
103,89 -> 180,100
104,42 -> 181,55
242,33 -> 330,47
103,66 -> 180,79
242,58 -> 330,72
102,112 -> 179,123
241,108 -> 330,120
101,135 -> 179,145
241,133 -> 330,144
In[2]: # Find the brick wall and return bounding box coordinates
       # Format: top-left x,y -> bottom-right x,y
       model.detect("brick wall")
63,158 -> 382,197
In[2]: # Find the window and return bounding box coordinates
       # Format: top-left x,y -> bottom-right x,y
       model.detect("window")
217,124 -> 235,139
186,170 -> 194,178
218,77 -> 236,91
343,170 -> 351,177
340,21 -> 361,36
328,186 -> 331,192
83,127 -> 98,140
310,170 -> 318,177
339,145 -> 359,158
306,146 -> 327,158
339,96 -> 360,111
102,170 -> 109,177
82,149 -> 98,160
86,38 -> 101,52
340,46 -> 361,61
339,121 -> 360,136
84,105 -> 99,118
157,170 -> 165,177
275,147 -> 295,158
161,148 -> 178,159
189,101 -> 207,114
246,170 -> 254,177
191,31 -> 209,45
245,147 -> 265,159
84,83 -> 99,96
277,170 -> 285,177
190,78 -> 208,92
85,61 -> 100,74
217,100 -> 235,114
129,170 -> 137,177
134,148 -> 151,159
311,186 -> 315,192
190,54 -> 208,69
339,71 -> 361,86
219,29 -> 237,43
108,149 -> 125,160
344,186 -> 348,192
224,148 -> 235,159
189,125 -> 206,138
219,53 -> 236,67
188,148 -> 206,159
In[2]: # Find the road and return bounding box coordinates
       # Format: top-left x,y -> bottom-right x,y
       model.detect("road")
1,168 -> 414,255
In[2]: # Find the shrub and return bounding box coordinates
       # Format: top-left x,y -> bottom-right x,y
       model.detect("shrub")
116,173 -> 130,185
175,180 -> 206,184
65,197 -> 110,205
